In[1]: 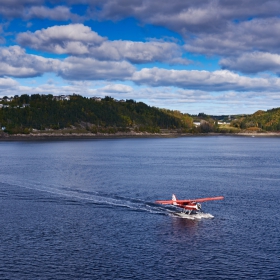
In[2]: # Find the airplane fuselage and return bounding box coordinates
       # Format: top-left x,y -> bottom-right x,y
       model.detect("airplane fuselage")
175,202 -> 201,211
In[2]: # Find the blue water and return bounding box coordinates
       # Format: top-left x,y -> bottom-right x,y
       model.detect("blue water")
0,137 -> 279,279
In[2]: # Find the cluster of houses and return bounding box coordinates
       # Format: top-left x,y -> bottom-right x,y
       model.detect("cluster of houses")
89,97 -> 126,103
0,97 -> 14,103
53,95 -> 125,102
90,97 -> 102,101
0,103 -> 30,109
0,94 -> 104,103
0,94 -> 127,109
52,95 -> 71,101
0,94 -> 73,103
0,95 -> 72,107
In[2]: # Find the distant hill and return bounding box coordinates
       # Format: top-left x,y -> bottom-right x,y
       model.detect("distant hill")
230,108 -> 280,131
0,94 -> 193,134
190,109 -> 280,133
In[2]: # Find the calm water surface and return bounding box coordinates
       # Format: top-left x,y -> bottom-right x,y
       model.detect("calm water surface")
0,136 -> 279,279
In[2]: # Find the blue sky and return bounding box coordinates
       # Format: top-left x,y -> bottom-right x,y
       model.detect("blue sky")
1,0 -> 280,115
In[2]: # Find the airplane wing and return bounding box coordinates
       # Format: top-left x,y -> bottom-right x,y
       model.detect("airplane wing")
190,196 -> 224,203
155,196 -> 224,205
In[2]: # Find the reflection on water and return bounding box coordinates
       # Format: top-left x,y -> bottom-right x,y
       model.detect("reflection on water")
171,217 -> 201,235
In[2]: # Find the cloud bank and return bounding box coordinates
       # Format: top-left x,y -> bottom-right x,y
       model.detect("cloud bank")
132,68 -> 280,92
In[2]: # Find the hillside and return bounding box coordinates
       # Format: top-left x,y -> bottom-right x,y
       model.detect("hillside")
230,108 -> 280,131
1,94 -> 280,136
0,94 -> 193,134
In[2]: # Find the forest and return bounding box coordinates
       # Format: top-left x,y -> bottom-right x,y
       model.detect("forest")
230,108 -> 280,131
0,94 -> 193,134
1,94 -> 280,135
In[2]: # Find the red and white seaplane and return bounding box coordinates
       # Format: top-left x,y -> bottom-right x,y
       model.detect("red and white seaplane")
156,194 -> 224,215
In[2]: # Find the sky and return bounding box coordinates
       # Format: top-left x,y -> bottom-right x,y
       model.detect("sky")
1,1 -> 280,115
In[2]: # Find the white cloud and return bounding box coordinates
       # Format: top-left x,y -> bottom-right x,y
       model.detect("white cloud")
0,77 -> 18,89
102,84 -> 133,93
132,68 -> 280,92
179,14 -> 280,75
0,45 -> 135,82
90,40 -> 189,64
17,24 -> 105,55
185,18 -> 280,57
220,52 -> 280,74
0,1 -> 78,21
58,57 -> 135,80
0,46 -> 59,78
24,5 -> 79,21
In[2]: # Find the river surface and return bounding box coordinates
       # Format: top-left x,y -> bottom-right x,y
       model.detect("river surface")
0,136 -> 279,279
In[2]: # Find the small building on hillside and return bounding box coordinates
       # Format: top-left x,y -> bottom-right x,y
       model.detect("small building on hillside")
53,95 -> 71,101
90,97 -> 102,102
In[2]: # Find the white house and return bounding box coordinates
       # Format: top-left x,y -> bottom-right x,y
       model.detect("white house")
53,95 -> 71,101
91,97 -> 102,101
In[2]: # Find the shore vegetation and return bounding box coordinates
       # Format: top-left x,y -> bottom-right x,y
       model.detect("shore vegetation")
1,94 -> 280,136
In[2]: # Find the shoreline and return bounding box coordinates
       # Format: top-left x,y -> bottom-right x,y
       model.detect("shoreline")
1,131 -> 280,141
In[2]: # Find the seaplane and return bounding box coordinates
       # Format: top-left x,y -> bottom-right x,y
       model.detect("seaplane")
155,194 -> 224,215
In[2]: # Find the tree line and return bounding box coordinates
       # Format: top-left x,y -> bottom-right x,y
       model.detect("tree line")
0,94 -> 193,134
230,108 -> 280,131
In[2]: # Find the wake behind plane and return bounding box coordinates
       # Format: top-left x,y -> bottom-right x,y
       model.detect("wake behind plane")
156,194 -> 224,215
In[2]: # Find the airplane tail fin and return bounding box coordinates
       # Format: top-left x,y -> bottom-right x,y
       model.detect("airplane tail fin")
172,194 -> 177,205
